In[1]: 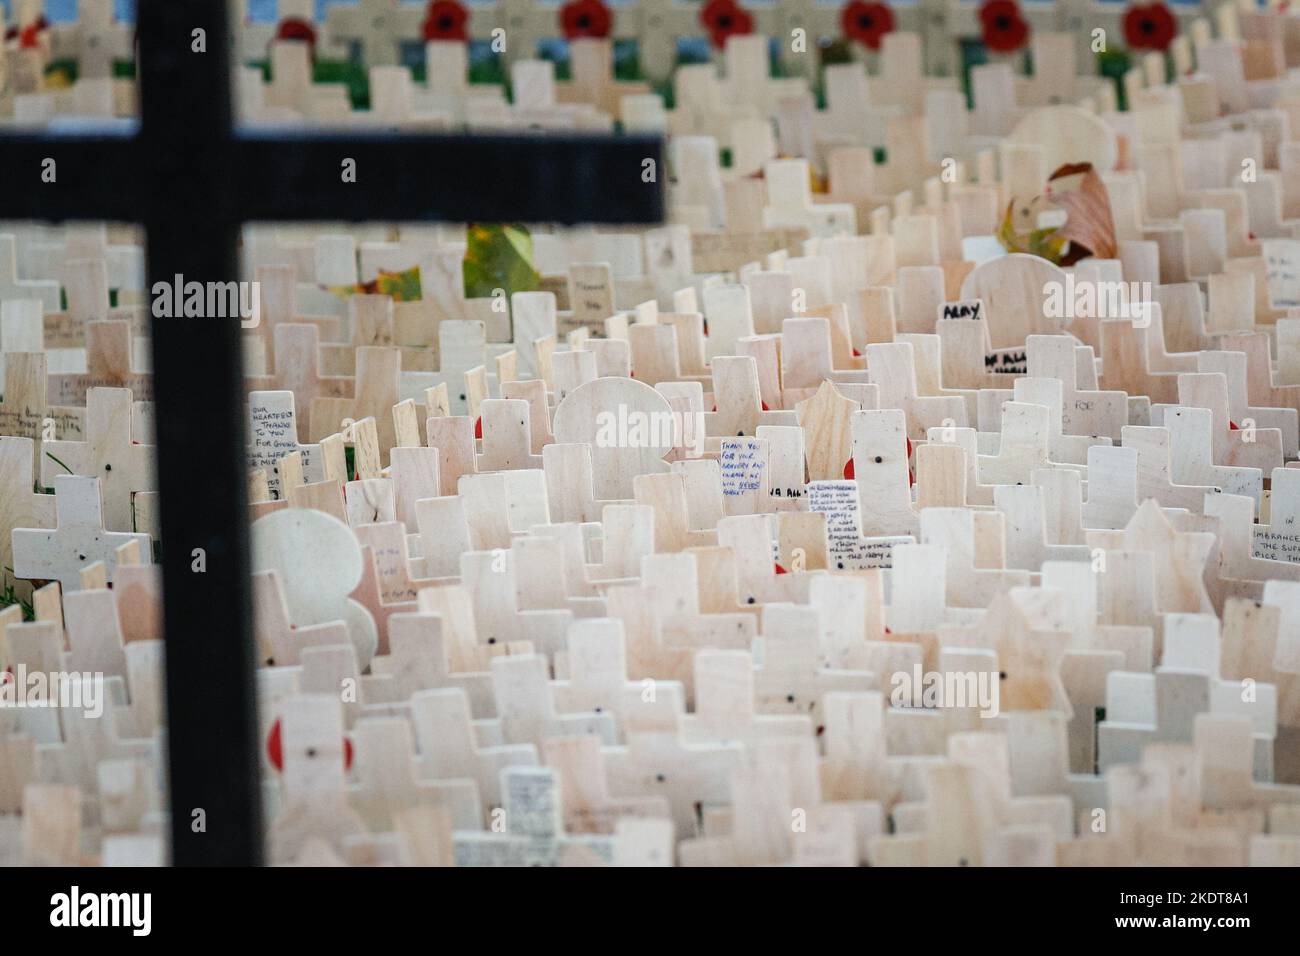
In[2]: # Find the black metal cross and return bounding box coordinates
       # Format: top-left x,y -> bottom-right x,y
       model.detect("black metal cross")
0,2 -> 662,865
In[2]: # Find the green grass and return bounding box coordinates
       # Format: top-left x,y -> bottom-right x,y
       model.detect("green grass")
45,451 -> 73,476
0,573 -> 35,622
44,57 -> 135,83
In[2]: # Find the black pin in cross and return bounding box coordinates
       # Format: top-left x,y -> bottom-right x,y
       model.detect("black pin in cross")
0,4 -> 662,865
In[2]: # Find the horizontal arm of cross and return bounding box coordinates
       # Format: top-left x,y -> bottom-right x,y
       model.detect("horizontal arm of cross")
0,131 -> 664,225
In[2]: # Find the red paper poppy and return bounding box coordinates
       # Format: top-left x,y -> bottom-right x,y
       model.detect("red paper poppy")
266,718 -> 354,773
978,0 -> 1029,54
700,0 -> 754,50
274,17 -> 317,57
560,0 -> 613,39
6,15 -> 48,48
841,1 -> 894,50
423,0 -> 469,42
1123,2 -> 1177,52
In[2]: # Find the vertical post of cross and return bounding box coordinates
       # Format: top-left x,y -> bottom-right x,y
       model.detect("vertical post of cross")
137,1 -> 263,866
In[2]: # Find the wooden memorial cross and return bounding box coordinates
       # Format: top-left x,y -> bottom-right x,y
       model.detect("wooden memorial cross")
47,320 -> 153,407
477,398 -> 544,472
844,408 -> 917,537
1204,491 -> 1300,595
365,612 -> 491,716
0,352 -> 84,475
925,427 -> 994,508
1134,301 -> 1200,375
937,590 -> 1071,714
266,694 -> 367,862
11,475 -> 151,590
1096,666 -> 1222,778
324,0 -> 423,67
605,730 -> 743,838
628,0 -> 702,81
248,265 -> 344,375
350,524 -> 439,649
920,508 -> 1030,609
63,587 -> 130,680
1050,549 -> 1155,662
1098,318 -> 1186,408
355,720 -> 478,840
1162,406 -> 1263,504
50,0 -> 134,80
559,38 -> 652,119
1027,334 -> 1128,441
540,734 -> 671,837
1254,468 -> 1300,566
409,684 -> 538,817
508,291 -> 559,383
1195,348 -> 1299,460
679,648 -> 811,746
0,234 -> 60,312
39,387 -> 155,534
1010,376 -> 1107,466
552,617 -> 685,734
1080,445 -> 1142,531
460,545 -> 573,662
994,483 -> 1091,571
819,690 -> 898,808
400,320 -> 493,418
251,570 -> 350,668
781,315 -> 865,405
805,477 -> 912,571
1221,330 -> 1300,430
676,738 -> 833,867
488,652 -> 614,748
249,323 -> 354,443
309,345 -> 402,466
1122,424 -> 1217,513
866,342 -> 966,440
0,437 -> 56,597
1221,593 -> 1300,782
451,765 -> 648,867
1098,499 -> 1217,616
976,401 -> 1054,488
234,0 -> 313,63
247,390 -> 325,500
935,315 -> 1022,392
752,605 -> 877,730
1,295 -> 46,397
1174,371 -> 1284,473
43,255 -> 140,352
